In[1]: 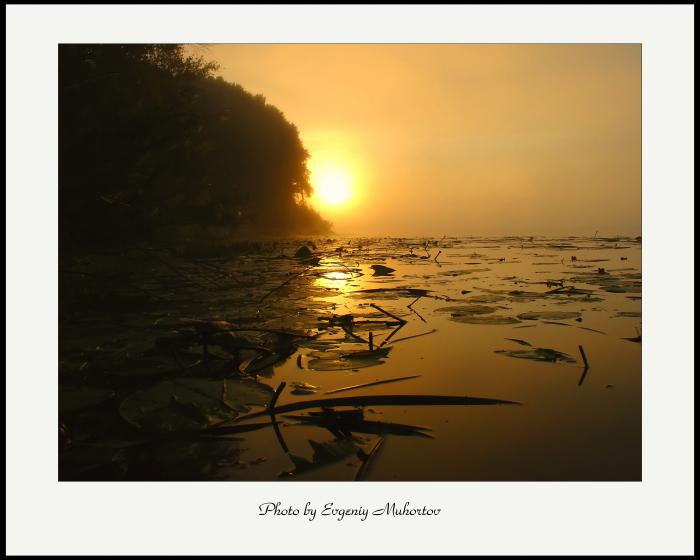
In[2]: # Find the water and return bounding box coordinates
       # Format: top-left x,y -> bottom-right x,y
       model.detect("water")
58,236 -> 641,481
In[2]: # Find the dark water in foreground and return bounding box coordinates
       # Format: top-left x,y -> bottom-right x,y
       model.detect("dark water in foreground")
59,236 -> 641,481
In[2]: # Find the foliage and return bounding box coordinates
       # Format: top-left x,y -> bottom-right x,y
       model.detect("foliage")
59,44 -> 331,248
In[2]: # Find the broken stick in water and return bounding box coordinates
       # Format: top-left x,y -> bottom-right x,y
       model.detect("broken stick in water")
577,345 -> 590,386
407,295 -> 422,309
578,345 -> 590,370
370,302 -> 408,325
390,329 -> 438,344
268,381 -> 287,411
379,322 -> 406,348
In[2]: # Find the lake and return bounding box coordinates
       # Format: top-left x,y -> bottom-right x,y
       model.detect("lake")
58,235 -> 641,481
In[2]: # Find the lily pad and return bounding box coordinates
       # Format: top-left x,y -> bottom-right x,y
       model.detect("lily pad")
291,381 -> 320,395
306,346 -> 391,371
450,315 -> 521,325
119,377 -> 273,433
436,305 -> 520,325
438,268 -> 491,276
307,354 -> 389,371
504,338 -> 532,347
495,347 -> 577,363
370,264 -> 395,276
294,245 -> 313,260
436,304 -> 498,316
517,311 -> 582,321
463,294 -> 507,303
280,438 -> 360,478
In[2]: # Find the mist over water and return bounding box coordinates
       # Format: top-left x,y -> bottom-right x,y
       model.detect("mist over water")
203,44 -> 641,238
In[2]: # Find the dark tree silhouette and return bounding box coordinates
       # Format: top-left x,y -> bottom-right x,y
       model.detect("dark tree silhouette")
59,44 -> 331,249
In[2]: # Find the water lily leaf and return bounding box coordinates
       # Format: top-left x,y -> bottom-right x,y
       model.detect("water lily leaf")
119,377 -> 273,433
370,264 -> 395,276
343,347 -> 392,359
280,438 -> 360,478
294,245 -> 313,260
436,304 -> 498,316
504,338 -> 532,347
463,294 -> 507,303
495,347 -> 577,363
291,381 -> 320,395
304,345 -> 391,371
435,305 -> 521,325
454,315 -> 521,325
242,348 -> 294,374
307,356 -> 386,371
438,268 -> 491,276
517,311 -> 582,321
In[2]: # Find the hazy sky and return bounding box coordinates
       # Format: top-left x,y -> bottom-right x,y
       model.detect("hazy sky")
198,44 -> 641,237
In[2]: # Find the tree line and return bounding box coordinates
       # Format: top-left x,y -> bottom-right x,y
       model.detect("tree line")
59,44 -> 331,249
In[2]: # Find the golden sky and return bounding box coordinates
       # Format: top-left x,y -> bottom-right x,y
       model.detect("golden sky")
198,44 -> 641,237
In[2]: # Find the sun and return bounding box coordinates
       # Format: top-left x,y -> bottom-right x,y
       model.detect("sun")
310,163 -> 353,207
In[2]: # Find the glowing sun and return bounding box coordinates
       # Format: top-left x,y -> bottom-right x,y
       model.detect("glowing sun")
310,164 -> 353,207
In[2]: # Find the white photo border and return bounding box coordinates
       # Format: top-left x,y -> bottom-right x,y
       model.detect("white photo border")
6,4 -> 694,556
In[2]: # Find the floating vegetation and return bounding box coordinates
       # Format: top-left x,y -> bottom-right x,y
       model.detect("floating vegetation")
436,304 -> 499,316
280,439 -> 361,478
495,347 -> 577,364
435,305 -> 521,325
306,347 -> 391,371
119,377 -> 273,433
463,294 -> 507,303
59,235 -> 640,481
294,245 -> 313,260
517,311 -> 582,321
449,314 -> 521,325
370,264 -> 396,276
290,382 -> 320,395
438,268 -> 491,276
504,338 -> 532,347
347,286 -> 433,300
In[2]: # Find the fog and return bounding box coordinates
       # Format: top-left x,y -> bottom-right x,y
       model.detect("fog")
200,44 -> 641,237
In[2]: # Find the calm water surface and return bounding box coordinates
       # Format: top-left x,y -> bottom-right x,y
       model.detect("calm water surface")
59,236 -> 641,481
